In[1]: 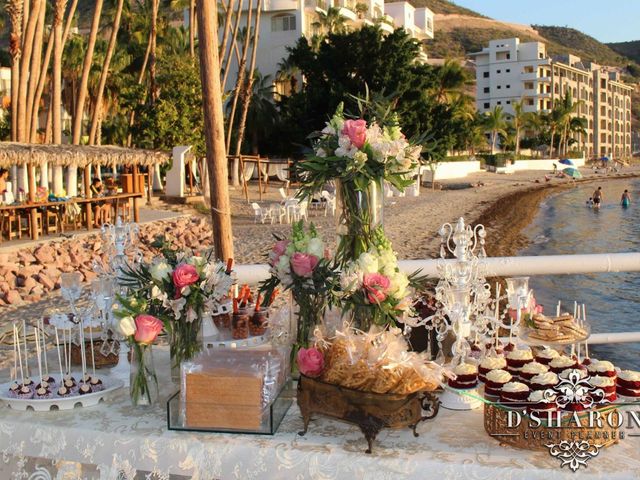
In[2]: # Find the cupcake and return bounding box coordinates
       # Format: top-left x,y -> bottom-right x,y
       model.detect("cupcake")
559,367 -> 588,381
586,360 -> 616,378
519,362 -> 549,385
589,375 -> 616,396
535,348 -> 560,365
484,369 -> 512,398
34,386 -> 53,400
617,370 -> 640,398
506,348 -> 533,370
478,357 -> 507,382
549,356 -> 579,374
448,363 -> 479,389
89,376 -> 104,392
500,382 -> 530,407
7,382 -> 20,398
530,372 -> 559,391
527,390 -> 557,418
16,385 -> 34,399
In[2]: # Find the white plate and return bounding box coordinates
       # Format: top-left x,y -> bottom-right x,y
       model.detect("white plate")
439,386 -> 484,411
0,378 -> 123,411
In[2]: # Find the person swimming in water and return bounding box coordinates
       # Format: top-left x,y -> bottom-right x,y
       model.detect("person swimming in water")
621,190 -> 631,207
586,197 -> 594,208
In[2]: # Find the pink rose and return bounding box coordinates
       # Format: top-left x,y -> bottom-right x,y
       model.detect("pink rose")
297,347 -> 325,377
362,272 -> 390,304
290,252 -> 319,277
172,263 -> 200,297
342,119 -> 367,149
134,314 -> 164,345
270,239 -> 290,266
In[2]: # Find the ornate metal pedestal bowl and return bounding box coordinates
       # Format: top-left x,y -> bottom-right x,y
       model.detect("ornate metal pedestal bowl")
297,375 -> 440,453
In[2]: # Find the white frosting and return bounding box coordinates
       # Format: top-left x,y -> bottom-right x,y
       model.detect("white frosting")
559,368 -> 587,379
531,372 -> 559,385
587,360 -> 615,373
521,362 -> 549,374
528,390 -> 555,403
454,363 -> 478,375
536,348 -> 560,359
590,376 -> 615,387
549,356 -> 577,368
480,357 -> 507,369
502,381 -> 529,393
618,370 -> 640,382
486,369 -> 512,383
507,348 -> 533,360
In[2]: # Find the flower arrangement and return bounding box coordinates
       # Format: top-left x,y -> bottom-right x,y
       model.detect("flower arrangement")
260,221 -> 337,357
338,227 -> 423,328
294,104 -> 422,264
114,301 -> 163,406
117,237 -> 235,375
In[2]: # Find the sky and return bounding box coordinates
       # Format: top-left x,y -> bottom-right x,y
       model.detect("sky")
452,0 -> 640,43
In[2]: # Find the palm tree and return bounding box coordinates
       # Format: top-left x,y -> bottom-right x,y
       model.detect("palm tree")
510,99 -> 530,156
567,116 -> 587,155
7,0 -> 23,141
244,72 -> 277,153
434,60 -> 473,105
544,105 -> 563,159
276,56 -> 300,97
313,7 -> 347,35
483,106 -> 508,154
17,0 -> 43,141
555,92 -> 582,157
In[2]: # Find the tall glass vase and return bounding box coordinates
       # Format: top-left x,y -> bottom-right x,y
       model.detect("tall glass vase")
335,179 -> 384,266
129,343 -> 159,407
169,315 -> 203,383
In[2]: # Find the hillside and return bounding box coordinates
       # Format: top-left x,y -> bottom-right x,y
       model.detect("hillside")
608,40 -> 640,66
403,0 -> 485,17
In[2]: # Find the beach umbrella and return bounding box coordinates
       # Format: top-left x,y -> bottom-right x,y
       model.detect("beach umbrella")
559,159 -> 574,166
563,167 -> 582,179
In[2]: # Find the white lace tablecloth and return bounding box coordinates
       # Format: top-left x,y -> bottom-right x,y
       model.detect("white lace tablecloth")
1,348 -> 640,479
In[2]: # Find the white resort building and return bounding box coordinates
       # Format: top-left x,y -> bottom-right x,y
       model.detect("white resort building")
207,0 -> 434,96
471,37 -> 633,158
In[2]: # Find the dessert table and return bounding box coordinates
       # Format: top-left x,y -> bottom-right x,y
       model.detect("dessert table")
1,348 -> 639,480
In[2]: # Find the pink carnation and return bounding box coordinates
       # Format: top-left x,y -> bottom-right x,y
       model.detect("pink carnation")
362,272 -> 390,304
342,119 -> 367,149
290,252 -> 319,277
297,347 -> 325,377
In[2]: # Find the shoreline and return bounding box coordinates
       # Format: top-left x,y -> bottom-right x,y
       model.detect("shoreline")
474,172 -> 640,258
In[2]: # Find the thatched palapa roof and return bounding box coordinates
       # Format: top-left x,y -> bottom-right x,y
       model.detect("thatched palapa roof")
0,142 -> 170,168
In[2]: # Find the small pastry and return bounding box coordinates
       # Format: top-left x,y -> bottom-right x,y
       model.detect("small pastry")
78,383 -> 92,395
447,363 -> 478,389
519,362 -> 549,385
41,375 -> 57,389
535,347 -> 560,365
586,360 -> 616,378
56,385 -> 72,397
7,382 -> 20,398
35,386 -> 52,399
479,356 -> 507,382
499,381 -> 530,407
548,356 -> 579,374
559,367 -> 588,380
22,377 -> 35,390
617,370 -> 640,395
484,369 -> 512,398
16,385 -> 34,399
589,375 -> 616,395
506,348 -> 533,369
89,376 -> 104,392
530,372 -> 559,391
528,389 -> 557,418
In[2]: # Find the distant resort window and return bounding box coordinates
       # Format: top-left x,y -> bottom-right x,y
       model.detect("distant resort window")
272,14 -> 296,32
483,71 -> 489,78
483,102 -> 490,109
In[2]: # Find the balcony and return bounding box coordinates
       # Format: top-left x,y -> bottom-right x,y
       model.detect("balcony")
376,17 -> 394,33
266,0 -> 298,10
520,71 -> 538,81
304,0 -> 326,11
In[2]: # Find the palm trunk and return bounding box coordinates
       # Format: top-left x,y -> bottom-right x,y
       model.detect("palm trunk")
72,0 -> 104,145
197,0 -> 234,260
218,0 -> 235,60
7,0 -> 23,142
220,0 -> 243,92
52,0 -> 68,145
30,25 -> 54,143
514,124 -> 520,156
549,128 -> 555,159
126,33 -> 152,146
189,0 -> 196,57
17,0 -> 43,142
491,131 -> 496,155
89,0 -> 125,145
62,0 -> 79,45
149,0 -> 159,105
233,0 -> 263,159
25,0 -> 46,142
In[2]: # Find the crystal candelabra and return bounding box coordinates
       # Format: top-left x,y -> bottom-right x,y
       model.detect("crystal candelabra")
93,216 -> 141,277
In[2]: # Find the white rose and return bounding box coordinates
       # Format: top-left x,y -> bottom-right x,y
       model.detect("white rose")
353,151 -> 367,167
307,237 -> 324,258
151,285 -> 163,300
389,271 -> 410,298
357,252 -> 379,274
118,316 -> 136,337
316,148 -> 327,158
150,261 -> 172,282
322,125 -> 336,135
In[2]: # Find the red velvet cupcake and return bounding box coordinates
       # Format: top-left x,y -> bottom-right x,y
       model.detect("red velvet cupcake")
478,356 -> 507,382
617,370 -> 640,392
535,347 -> 561,366
506,348 -> 533,369
484,369 -> 512,398
527,389 -> 557,418
447,363 -> 479,389
586,360 -> 616,379
529,372 -> 559,391
499,381 -> 530,408
549,356 -> 579,374
519,362 -> 549,385
589,375 -> 616,395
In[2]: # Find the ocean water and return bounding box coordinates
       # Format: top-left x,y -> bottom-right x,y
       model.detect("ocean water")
520,179 -> 640,370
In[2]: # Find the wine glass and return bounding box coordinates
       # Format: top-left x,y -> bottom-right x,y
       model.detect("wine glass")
60,272 -> 83,319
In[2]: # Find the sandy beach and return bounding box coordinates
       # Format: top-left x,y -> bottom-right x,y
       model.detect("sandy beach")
0,165 -> 639,369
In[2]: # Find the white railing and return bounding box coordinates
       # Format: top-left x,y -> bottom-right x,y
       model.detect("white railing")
235,252 -> 640,345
